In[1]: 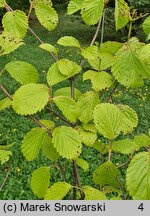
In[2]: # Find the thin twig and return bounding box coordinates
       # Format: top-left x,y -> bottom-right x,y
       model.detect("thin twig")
80,16 -> 102,68
55,163 -> 67,182
116,177 -> 127,200
73,161 -> 85,199
90,17 -> 102,46
107,81 -> 119,103
108,140 -> 113,161
0,84 -> 13,100
100,10 -> 105,46
117,161 -> 130,169
0,162 -> 10,192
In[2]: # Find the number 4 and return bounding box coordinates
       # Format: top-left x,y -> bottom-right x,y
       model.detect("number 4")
138,203 -> 144,211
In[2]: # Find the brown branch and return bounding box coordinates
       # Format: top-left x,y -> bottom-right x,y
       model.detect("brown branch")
0,84 -> 52,136
5,3 -> 58,62
73,160 -> 85,199
107,81 -> 119,103
0,84 -> 13,100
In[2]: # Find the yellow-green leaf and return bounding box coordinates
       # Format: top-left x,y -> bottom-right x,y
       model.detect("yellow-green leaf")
93,161 -> 121,188
44,182 -> 71,200
21,127 -> 47,161
83,186 -> 107,200
94,103 -> 123,139
34,3 -> 58,31
31,166 -> 50,198
83,70 -> 112,91
39,43 -> 58,55
2,10 -> 28,38
0,150 -> 12,164
53,96 -> 80,123
81,0 -> 104,25
115,0 -> 130,31
126,152 -> 150,200
0,32 -> 24,56
67,0 -> 83,15
77,91 -> 100,124
57,36 -> 81,48
52,126 -> 82,159
76,158 -> 89,172
0,97 -> 12,110
12,84 -> 49,115
5,61 -> 39,85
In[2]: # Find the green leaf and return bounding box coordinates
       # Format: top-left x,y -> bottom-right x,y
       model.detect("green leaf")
54,87 -> 82,100
0,32 -> 24,56
12,83 -> 49,115
0,0 -> 5,7
82,123 -> 97,133
77,91 -> 100,124
126,152 -> 150,200
93,103 -> 123,139
0,150 -> 12,164
57,59 -> 81,76
31,166 -> 50,198
88,53 -> 113,71
112,43 -> 147,88
52,126 -> 82,159
0,97 -> 12,110
82,186 -> 107,200
39,119 -> 55,130
53,96 -> 80,123
47,62 -> 67,86
34,3 -> 58,31
115,0 -> 130,31
2,10 -> 28,38
81,0 -> 104,25
134,134 -> 150,148
39,43 -> 58,55
67,0 -> 83,15
76,158 -> 89,172
5,61 -> 39,85
143,15 -> 150,35
83,70 -> 112,91
112,138 -> 136,155
93,161 -> 121,188
44,182 -> 71,200
117,104 -> 138,134
33,0 -> 53,6
81,46 -> 98,60
139,44 -> 150,61
100,41 -> 123,55
57,36 -> 81,48
42,133 -> 59,161
78,127 -> 97,147
102,185 -> 121,195
139,44 -> 150,79
21,127 -> 48,161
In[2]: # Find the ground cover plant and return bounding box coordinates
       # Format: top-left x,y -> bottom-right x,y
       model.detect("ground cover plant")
0,0 -> 150,200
